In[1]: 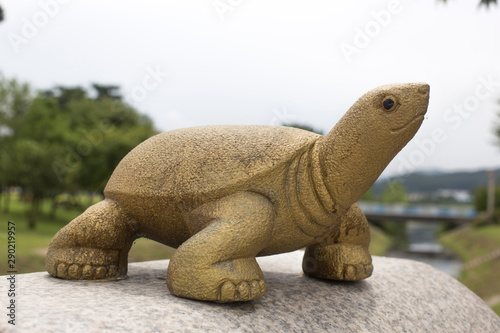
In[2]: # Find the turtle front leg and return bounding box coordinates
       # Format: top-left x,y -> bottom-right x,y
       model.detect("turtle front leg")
302,204 -> 373,281
166,192 -> 274,302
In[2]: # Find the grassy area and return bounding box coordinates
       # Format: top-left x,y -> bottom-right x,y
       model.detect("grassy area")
440,224 -> 500,316
369,224 -> 391,256
494,303 -> 500,316
1,193 -> 390,274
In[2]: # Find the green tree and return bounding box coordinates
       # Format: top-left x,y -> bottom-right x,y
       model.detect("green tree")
474,186 -> 500,212
381,181 -> 408,203
495,110 -> 500,148
0,74 -> 33,213
53,86 -> 87,108
1,74 -> 158,228
360,187 -> 376,201
92,83 -> 121,100
480,0 -> 497,6
7,95 -> 72,227
42,85 -> 158,210
63,97 -> 157,195
440,0 -> 497,7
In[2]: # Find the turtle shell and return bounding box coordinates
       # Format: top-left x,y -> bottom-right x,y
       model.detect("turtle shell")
104,125 -> 320,201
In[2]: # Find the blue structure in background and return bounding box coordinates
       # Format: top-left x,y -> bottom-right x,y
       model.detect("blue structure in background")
358,202 -> 477,225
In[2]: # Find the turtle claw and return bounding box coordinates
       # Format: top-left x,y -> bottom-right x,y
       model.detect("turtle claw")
46,248 -> 125,281
303,244 -> 373,281
50,261 -> 120,281
341,263 -> 373,280
305,261 -> 373,281
218,280 -> 266,302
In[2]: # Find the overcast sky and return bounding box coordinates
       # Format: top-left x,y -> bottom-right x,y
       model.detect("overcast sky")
1,0 -> 500,177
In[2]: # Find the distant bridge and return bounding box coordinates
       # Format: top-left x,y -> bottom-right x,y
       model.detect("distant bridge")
357,202 -> 477,225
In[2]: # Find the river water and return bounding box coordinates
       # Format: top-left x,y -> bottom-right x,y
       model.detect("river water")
385,220 -> 462,277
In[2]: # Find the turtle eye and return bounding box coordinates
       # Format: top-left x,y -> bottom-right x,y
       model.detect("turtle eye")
383,98 -> 395,111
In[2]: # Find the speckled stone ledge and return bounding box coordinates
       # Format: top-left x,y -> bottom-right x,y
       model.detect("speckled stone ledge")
2,251 -> 499,332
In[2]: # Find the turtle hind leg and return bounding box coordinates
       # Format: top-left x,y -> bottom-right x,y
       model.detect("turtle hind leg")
166,192 -> 274,302
302,204 -> 373,281
46,199 -> 138,281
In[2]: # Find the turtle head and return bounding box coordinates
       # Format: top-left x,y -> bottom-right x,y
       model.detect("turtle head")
318,83 -> 429,210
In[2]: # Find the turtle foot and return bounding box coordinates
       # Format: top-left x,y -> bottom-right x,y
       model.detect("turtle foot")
52,262 -> 119,280
45,200 -> 137,281
303,244 -> 373,281
333,263 -> 373,281
218,279 -> 266,302
46,248 -> 126,281
167,256 -> 266,302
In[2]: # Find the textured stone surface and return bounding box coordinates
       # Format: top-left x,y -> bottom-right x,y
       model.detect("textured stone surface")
3,251 -> 500,332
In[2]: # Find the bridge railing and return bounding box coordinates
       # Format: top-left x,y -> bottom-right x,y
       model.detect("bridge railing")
357,202 -> 477,219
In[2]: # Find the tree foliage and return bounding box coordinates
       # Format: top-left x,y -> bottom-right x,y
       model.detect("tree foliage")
440,0 -> 497,7
372,170 -> 499,196
92,83 -> 121,100
0,74 -> 33,188
479,0 -> 498,6
474,186 -> 500,212
360,187 -> 376,201
381,181 -> 408,204
0,74 -> 158,228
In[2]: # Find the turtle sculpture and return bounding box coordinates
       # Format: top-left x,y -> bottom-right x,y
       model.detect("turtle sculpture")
46,83 -> 430,302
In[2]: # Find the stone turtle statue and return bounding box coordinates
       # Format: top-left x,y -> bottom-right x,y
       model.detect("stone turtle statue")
46,83 -> 430,302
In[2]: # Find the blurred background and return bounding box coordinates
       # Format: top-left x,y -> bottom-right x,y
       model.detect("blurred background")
1,0 -> 500,315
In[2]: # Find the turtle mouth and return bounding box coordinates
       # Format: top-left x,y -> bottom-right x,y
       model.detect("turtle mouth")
390,115 -> 425,134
